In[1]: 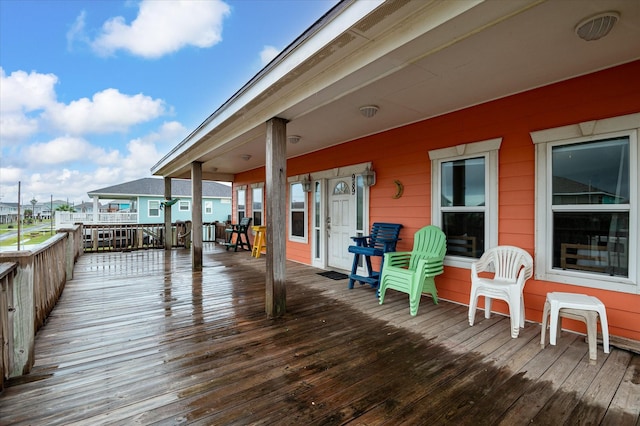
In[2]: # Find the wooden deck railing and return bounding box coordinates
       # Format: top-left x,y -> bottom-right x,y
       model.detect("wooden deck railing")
0,225 -> 83,386
0,262 -> 18,392
55,212 -> 138,228
81,221 -> 230,252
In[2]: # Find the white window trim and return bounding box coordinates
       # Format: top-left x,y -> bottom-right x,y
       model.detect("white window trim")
178,200 -> 190,211
289,182 -> 308,243
148,200 -> 160,218
429,137 -> 501,269
531,113 -> 640,294
204,201 -> 213,215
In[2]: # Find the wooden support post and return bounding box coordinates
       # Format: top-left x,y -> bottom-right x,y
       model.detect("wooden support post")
164,177 -> 172,251
265,117 -> 287,318
191,162 -> 203,271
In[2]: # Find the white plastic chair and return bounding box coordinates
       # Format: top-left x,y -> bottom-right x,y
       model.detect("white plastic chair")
468,246 -> 533,338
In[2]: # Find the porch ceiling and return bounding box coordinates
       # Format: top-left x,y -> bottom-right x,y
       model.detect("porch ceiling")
151,0 -> 640,181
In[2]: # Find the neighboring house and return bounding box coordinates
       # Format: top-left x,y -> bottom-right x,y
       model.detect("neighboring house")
0,203 -> 19,224
87,178 -> 231,224
0,201 -> 58,222
74,201 -> 102,213
150,1 -> 640,342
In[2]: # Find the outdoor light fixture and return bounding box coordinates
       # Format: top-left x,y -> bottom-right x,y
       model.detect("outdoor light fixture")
359,105 -> 379,118
362,166 -> 376,187
575,11 -> 619,41
241,154 -> 252,161
301,174 -> 312,192
288,135 -> 301,144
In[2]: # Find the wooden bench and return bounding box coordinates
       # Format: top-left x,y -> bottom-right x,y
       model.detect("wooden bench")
560,243 -> 608,273
348,222 -> 402,289
447,235 -> 477,257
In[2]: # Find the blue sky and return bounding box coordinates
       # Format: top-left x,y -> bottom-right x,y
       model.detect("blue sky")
0,0 -> 337,205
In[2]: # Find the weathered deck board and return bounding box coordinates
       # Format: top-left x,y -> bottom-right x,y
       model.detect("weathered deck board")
0,245 -> 638,425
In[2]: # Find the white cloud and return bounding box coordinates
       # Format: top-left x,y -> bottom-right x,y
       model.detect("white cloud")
0,167 -> 22,183
66,10 -> 89,51
260,45 -> 280,66
45,88 -> 165,134
0,121 -> 187,204
0,68 -> 58,143
0,68 -> 58,113
91,0 -> 231,59
22,136 -> 119,166
0,113 -> 39,142
120,120 -> 186,174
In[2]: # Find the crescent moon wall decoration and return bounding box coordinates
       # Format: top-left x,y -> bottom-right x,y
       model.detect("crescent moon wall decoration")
392,180 -> 404,199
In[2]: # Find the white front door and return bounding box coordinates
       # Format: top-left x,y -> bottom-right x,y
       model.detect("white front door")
327,178 -> 355,271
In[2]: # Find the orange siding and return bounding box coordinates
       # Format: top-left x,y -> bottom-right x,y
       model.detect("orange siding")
234,60 -> 640,341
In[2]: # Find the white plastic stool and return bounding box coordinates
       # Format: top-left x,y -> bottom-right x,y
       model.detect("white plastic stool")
540,292 -> 609,361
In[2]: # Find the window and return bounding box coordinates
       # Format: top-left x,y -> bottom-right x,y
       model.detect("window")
237,188 -> 246,222
430,138 -> 501,266
289,182 -> 307,241
148,200 -> 160,217
252,187 -> 263,226
532,113 -> 638,293
204,201 -> 213,215
179,201 -> 190,211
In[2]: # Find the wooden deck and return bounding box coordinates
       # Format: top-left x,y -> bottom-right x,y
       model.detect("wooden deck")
1,244 -> 638,425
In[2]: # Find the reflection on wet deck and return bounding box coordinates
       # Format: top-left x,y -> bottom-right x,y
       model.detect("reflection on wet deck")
1,244 -> 638,425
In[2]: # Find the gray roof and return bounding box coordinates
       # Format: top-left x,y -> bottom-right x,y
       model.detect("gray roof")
88,178 -> 231,199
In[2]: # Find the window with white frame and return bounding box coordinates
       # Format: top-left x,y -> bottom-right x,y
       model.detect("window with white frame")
237,188 -> 246,222
429,138 -> 501,266
252,186 -> 263,226
148,200 -> 160,217
179,200 -> 190,211
204,201 -> 213,215
289,182 -> 307,241
531,113 -> 638,293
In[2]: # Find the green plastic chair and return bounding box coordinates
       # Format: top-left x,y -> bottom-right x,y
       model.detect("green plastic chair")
378,225 -> 447,316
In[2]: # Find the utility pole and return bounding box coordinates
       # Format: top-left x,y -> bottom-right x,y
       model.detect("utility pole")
17,181 -> 21,251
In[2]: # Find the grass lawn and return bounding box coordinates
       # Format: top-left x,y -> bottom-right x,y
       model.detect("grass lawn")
0,222 -> 56,247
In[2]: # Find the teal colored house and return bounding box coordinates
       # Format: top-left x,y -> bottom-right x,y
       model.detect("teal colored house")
87,178 -> 231,224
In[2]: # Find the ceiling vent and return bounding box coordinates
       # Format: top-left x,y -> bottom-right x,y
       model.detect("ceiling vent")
575,12 -> 619,41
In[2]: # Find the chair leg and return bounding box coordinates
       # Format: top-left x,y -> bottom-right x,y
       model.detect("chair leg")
584,312 -> 597,361
596,306 -> 610,353
378,278 -> 387,305
409,285 -> 421,316
348,253 -> 360,289
468,289 -> 479,326
509,293 -> 521,338
484,297 -> 493,319
540,300 -> 550,347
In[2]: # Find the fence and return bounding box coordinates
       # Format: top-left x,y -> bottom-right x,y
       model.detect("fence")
0,225 -> 83,391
